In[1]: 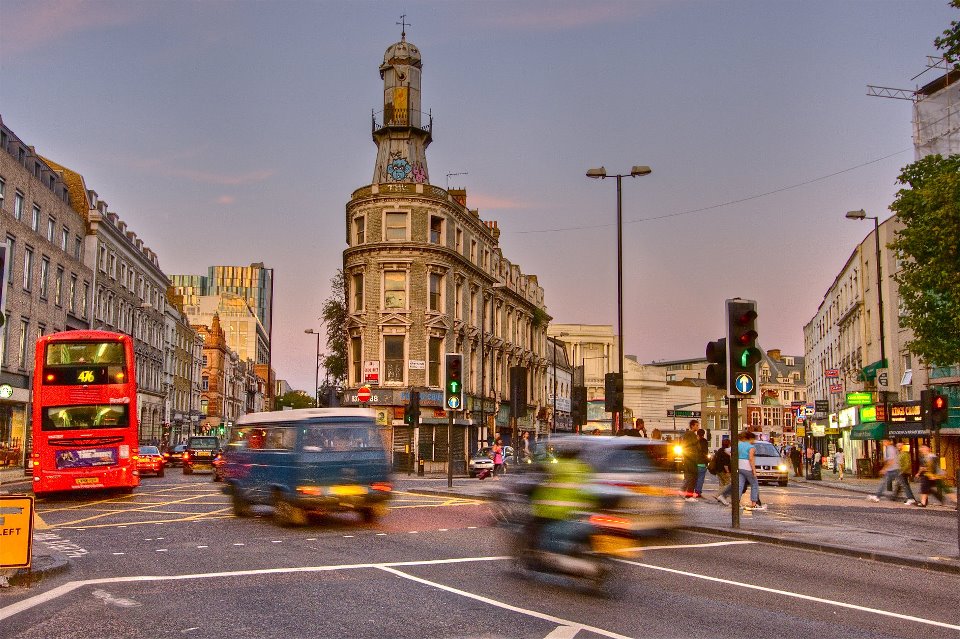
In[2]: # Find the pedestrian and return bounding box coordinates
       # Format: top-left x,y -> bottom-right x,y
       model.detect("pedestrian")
834,448 -> 845,480
719,431 -> 763,510
868,438 -> 900,502
891,442 -> 918,504
521,431 -> 531,460
915,444 -> 945,507
650,428 -> 662,440
790,445 -> 802,477
693,428 -> 709,499
813,449 -> 822,472
490,438 -> 505,480
636,418 -> 647,438
681,419 -> 701,499
712,439 -> 732,505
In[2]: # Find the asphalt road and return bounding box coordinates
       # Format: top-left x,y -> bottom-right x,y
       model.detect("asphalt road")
2,472 -> 959,639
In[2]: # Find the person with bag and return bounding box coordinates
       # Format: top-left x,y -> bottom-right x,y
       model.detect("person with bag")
915,444 -> 945,507
712,440 -> 732,506
490,438 -> 505,480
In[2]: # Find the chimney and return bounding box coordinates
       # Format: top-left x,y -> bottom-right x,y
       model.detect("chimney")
767,349 -> 781,361
448,188 -> 467,207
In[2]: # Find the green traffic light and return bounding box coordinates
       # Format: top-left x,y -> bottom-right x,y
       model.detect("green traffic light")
449,381 -> 460,393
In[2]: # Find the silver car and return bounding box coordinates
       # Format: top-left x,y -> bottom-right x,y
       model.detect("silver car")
468,446 -> 514,477
752,441 -> 789,486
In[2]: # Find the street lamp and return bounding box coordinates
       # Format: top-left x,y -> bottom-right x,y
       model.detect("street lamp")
304,329 -> 321,407
587,165 -> 652,432
844,210 -> 887,397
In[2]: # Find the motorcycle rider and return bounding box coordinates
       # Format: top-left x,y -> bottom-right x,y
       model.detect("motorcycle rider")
528,441 -> 598,555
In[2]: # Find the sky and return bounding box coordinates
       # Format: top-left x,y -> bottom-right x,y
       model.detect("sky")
0,0 -> 955,393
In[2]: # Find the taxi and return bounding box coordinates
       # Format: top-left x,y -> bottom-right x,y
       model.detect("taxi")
136,445 -> 165,478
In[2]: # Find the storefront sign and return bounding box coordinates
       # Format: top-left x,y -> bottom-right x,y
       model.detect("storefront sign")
830,384 -> 843,393
825,369 -> 839,378
889,401 -> 922,423
846,392 -> 873,406
810,423 -> 826,437
859,405 -> 877,423
815,400 -> 829,413
838,406 -> 859,429
408,360 -> 425,370
363,361 -> 380,384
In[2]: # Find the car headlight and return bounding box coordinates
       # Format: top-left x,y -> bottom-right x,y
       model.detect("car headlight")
777,464 -> 787,471
673,445 -> 683,456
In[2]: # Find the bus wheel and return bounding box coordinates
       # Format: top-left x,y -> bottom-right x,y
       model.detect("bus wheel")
274,494 -> 307,527
232,490 -> 252,517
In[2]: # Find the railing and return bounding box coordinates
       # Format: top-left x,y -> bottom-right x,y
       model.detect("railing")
372,108 -> 433,134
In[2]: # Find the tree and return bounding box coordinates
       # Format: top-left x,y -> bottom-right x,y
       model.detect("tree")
888,153 -> 960,365
934,1 -> 960,68
275,390 -> 316,410
321,269 -> 347,386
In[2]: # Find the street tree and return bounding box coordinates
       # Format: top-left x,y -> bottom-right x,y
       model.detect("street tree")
275,390 -> 316,410
321,269 -> 347,387
889,153 -> 960,365
934,0 -> 960,68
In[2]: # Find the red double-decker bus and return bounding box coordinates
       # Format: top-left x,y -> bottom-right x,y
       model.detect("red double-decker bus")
31,330 -> 140,495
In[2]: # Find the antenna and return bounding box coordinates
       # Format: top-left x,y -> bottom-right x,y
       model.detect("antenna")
446,172 -> 468,190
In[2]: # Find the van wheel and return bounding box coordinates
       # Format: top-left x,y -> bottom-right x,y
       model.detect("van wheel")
274,494 -> 307,527
360,504 -> 388,523
183,466 -> 193,475
232,490 -> 252,517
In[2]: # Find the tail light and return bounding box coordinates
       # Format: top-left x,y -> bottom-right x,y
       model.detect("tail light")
588,513 -> 633,531
183,452 -> 190,461
371,482 -> 392,492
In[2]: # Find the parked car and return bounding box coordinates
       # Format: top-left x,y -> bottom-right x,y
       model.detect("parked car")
163,444 -> 187,468
137,445 -> 165,477
468,446 -> 515,477
752,440 -> 789,486
183,436 -> 220,475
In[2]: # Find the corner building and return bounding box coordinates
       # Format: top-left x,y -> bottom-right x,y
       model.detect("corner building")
343,33 -> 550,473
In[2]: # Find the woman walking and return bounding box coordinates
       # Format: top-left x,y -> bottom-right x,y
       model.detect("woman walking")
491,438 -> 505,480
834,448 -> 845,480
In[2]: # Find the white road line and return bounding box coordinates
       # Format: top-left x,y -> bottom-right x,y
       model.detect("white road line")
642,540 -> 756,551
544,626 -> 581,639
615,558 -> 960,631
378,566 -> 632,639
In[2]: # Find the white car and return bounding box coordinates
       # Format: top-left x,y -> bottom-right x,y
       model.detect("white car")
468,446 -> 514,477
752,441 -> 789,486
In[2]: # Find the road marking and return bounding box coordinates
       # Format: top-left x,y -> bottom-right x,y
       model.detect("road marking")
544,626 -> 580,639
614,558 -> 960,631
378,566 -> 633,639
156,549 -> 168,553
642,540 -> 755,551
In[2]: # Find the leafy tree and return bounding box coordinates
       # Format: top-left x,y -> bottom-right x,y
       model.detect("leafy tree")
275,390 -> 316,410
321,269 -> 347,385
888,153 -> 960,365
934,1 -> 960,68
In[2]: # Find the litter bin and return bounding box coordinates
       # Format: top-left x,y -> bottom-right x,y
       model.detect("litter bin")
417,457 -> 425,476
806,466 -> 822,480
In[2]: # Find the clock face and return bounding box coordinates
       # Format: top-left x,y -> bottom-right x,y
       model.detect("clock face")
0,384 -> 13,399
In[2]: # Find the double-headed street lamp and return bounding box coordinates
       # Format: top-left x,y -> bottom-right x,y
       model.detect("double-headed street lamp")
304,328 -> 321,407
587,165 -> 652,432
844,209 -> 887,402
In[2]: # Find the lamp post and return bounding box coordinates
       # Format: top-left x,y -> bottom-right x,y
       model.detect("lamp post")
551,333 -> 569,438
587,165 -> 652,432
304,328 -> 321,407
845,210 -> 887,396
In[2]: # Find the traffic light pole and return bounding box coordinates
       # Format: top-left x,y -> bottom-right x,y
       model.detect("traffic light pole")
729,396 -> 740,529
447,412 -> 454,489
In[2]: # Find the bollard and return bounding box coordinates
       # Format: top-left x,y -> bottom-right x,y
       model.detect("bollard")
417,457 -> 425,477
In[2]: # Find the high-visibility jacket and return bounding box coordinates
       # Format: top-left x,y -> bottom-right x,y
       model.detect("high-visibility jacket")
530,457 -> 597,521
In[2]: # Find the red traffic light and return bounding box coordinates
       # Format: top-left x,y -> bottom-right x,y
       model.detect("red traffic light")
933,395 -> 946,410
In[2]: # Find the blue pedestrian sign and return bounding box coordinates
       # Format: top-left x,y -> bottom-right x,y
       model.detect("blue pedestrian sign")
734,373 -> 755,394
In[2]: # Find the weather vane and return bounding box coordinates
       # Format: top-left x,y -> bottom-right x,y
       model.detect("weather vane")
397,14 -> 409,40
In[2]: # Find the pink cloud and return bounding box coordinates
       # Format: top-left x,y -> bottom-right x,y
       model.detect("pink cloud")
125,153 -> 275,186
467,193 -> 530,210
3,0 -> 148,56
216,195 -> 235,205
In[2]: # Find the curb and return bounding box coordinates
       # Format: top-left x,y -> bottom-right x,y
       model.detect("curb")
7,551 -> 70,587
406,488 -> 960,576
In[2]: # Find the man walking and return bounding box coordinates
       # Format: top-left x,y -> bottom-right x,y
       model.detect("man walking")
868,438 -> 900,503
790,445 -> 802,477
713,438 -> 732,505
693,428 -> 709,498
891,441 -> 918,505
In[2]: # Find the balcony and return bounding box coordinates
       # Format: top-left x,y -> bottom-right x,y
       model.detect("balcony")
372,109 -> 433,135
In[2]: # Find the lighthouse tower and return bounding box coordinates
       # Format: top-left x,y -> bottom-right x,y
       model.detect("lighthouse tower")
372,27 -> 432,184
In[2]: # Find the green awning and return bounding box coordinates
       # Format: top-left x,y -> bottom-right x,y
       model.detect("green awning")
850,422 -> 886,440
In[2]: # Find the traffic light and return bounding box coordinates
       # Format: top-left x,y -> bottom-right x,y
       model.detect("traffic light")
444,354 -> 463,411
924,389 -> 950,428
705,337 -> 727,390
604,372 -> 623,413
571,385 -> 587,426
404,391 -> 421,425
727,298 -> 761,396
509,366 -> 527,418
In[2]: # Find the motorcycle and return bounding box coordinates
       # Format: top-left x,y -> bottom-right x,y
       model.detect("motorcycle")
491,479 -> 646,595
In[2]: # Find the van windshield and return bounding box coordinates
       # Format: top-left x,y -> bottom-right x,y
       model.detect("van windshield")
302,425 -> 377,452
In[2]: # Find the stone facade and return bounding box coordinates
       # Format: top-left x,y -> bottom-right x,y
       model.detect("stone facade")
0,117 -> 94,463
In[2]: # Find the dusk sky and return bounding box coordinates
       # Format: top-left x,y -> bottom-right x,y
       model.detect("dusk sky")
1,0 -> 955,393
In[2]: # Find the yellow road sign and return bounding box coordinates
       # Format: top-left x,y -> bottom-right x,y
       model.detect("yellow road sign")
0,494 -> 34,569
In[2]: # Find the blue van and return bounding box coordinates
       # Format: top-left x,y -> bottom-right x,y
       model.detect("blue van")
222,408 -> 392,526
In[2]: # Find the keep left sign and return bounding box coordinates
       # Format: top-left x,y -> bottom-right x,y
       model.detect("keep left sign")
0,495 -> 34,569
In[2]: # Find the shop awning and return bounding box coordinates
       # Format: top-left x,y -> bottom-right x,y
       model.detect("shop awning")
850,422 -> 886,440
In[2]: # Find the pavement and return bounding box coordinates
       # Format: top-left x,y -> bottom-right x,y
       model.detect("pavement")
2,465 -> 958,587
